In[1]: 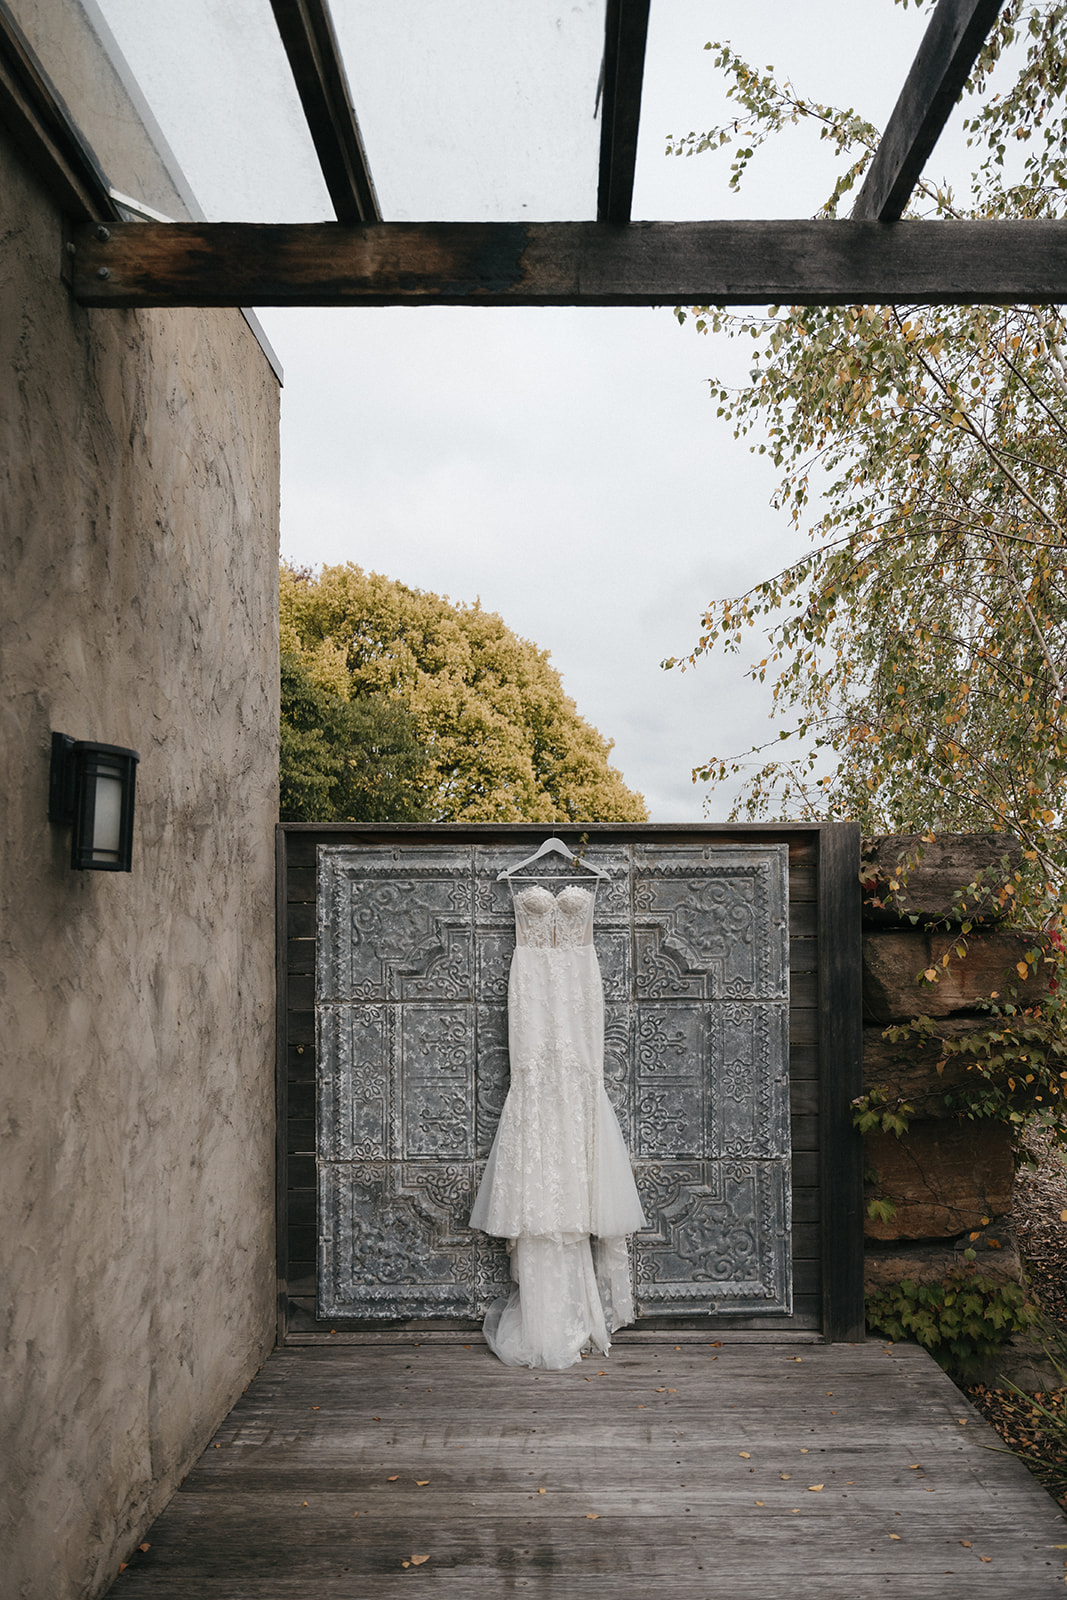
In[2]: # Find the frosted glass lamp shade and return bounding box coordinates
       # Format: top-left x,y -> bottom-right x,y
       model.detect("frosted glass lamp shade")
49,734 -> 139,872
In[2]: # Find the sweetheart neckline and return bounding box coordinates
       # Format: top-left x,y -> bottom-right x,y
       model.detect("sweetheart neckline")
512,883 -> 595,901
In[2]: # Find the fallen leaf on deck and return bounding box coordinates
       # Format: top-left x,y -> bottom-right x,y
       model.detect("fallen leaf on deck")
387,1476 -> 399,1482
139,1544 -> 150,1553
667,1388 -> 677,1393
980,1556 -> 992,1563
416,1480 -> 429,1487
654,1387 -> 667,1392
755,1500 -> 765,1506
779,1473 -> 792,1480
909,1464 -> 921,1470
538,1487 -> 546,1494
353,1512 -> 359,1518
411,1554 -> 429,1565
800,1448 -> 809,1453
739,1452 -> 751,1459
372,1416 -> 381,1421
585,1513 -> 600,1520
118,1565 -> 128,1575
889,1534 -> 901,1540
597,1371 -> 606,1376
960,1541 -> 972,1548
808,1485 -> 824,1492
401,1561 -> 409,1569
312,1406 -> 320,1411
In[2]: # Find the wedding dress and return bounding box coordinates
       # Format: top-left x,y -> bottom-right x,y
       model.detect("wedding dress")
470,880 -> 647,1369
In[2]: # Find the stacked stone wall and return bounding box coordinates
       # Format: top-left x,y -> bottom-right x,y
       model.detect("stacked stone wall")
860,834 -> 1042,1296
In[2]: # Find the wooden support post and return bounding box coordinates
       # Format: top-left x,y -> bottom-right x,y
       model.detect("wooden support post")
818,822 -> 865,1342
596,0 -> 651,224
269,0 -> 380,224
853,0 -> 1006,221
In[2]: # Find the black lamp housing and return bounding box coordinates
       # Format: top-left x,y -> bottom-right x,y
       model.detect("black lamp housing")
49,733 -> 139,871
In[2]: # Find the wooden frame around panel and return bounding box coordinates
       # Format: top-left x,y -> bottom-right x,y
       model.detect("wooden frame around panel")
275,821 -> 864,1346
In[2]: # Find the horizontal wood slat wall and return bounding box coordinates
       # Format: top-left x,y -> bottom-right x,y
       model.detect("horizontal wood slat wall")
277,823 -> 855,1344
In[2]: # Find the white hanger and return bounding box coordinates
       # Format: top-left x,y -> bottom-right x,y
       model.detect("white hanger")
497,835 -> 609,881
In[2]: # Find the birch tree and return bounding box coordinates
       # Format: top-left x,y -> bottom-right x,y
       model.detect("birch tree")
665,0 -> 1067,937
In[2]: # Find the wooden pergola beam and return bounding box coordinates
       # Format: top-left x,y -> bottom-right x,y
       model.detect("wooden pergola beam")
0,0 -> 117,224
269,0 -> 380,225
70,217 -> 1067,309
596,0 -> 651,224
852,0 -> 1006,222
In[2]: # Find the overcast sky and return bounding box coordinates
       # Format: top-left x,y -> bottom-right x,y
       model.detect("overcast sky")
94,1 -> 973,820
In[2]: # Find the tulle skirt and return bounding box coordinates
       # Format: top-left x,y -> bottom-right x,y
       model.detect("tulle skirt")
482,1234 -> 635,1370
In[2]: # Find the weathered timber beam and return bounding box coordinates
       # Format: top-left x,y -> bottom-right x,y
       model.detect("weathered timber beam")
852,0 -> 1005,221
269,0 -> 379,224
0,0 -> 117,223
69,219 -> 1067,309
596,0 -> 651,224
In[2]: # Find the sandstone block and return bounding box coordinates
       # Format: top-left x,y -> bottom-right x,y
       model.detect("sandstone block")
864,1229 -> 1023,1293
861,832 -> 1021,925
863,927 -> 1046,1023
863,1120 -> 1014,1240
863,1019 -> 992,1117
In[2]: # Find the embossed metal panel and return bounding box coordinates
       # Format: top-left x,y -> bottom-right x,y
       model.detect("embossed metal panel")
316,843 -> 791,1320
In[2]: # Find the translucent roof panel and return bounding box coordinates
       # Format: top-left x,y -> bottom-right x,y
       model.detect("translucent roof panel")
61,0 -> 956,231
333,0 -> 606,221
91,0 -> 334,222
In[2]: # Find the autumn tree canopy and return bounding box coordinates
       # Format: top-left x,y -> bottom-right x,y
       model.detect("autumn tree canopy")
280,562 -> 647,823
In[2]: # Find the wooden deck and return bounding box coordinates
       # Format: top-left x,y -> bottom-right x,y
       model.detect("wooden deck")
106,1339 -> 1067,1599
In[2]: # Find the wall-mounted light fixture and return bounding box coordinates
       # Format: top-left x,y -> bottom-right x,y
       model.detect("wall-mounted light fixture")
48,733 -> 139,871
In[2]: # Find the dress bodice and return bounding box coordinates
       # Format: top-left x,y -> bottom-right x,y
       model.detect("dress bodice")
512,883 -> 595,950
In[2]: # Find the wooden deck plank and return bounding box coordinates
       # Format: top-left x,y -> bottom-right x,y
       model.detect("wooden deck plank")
106,1343 -> 1065,1598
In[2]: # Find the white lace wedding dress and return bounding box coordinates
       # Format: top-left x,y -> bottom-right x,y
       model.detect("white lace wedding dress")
469,881 -> 647,1369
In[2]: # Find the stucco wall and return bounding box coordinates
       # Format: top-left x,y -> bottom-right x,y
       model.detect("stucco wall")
0,108 -> 280,1600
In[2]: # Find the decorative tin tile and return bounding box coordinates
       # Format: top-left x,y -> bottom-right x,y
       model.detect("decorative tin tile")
633,1158 -> 792,1314
316,842 -> 792,1320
